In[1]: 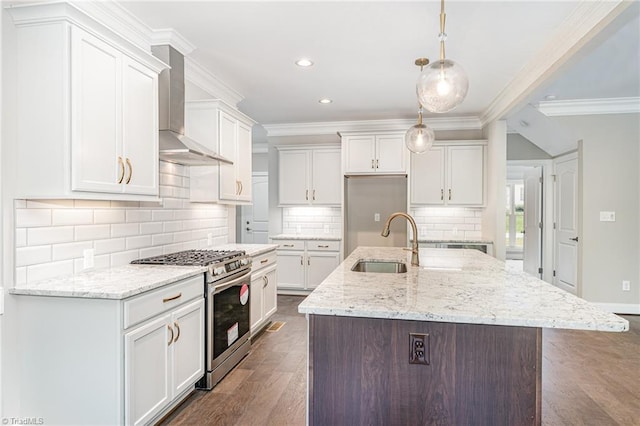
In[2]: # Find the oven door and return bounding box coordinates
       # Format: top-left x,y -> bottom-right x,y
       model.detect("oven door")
207,270 -> 251,370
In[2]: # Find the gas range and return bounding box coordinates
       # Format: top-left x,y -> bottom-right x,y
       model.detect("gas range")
131,249 -> 251,283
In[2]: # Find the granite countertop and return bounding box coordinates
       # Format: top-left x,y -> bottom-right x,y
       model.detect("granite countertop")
270,234 -> 342,241
215,243 -> 279,257
10,265 -> 205,300
298,247 -> 629,332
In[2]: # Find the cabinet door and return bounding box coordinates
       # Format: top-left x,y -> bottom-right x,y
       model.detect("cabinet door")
312,149 -> 342,205
411,147 -> 446,205
71,27 -> 122,194
218,111 -> 238,201
376,135 -> 406,173
276,251 -> 306,289
279,150 -> 310,205
171,298 -> 205,396
344,136 -> 376,173
306,251 -> 340,290
250,270 -> 265,332
447,145 -> 484,205
124,315 -> 171,426
236,121 -> 253,202
262,267 -> 278,319
122,57 -> 159,196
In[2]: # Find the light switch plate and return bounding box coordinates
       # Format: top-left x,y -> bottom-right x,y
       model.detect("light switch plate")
599,211 -> 615,222
374,213 -> 380,222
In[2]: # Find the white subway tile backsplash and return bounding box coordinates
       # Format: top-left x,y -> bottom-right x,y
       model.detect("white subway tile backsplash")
111,223 -> 139,238
15,229 -> 27,248
27,260 -> 73,282
94,209 -> 126,224
94,238 -> 126,255
412,207 -> 483,241
282,207 -> 342,236
75,225 -> 110,241
140,222 -> 164,235
28,226 -> 74,245
52,209 -> 93,226
52,241 -> 93,261
126,210 -> 152,223
126,235 -> 152,250
110,250 -> 140,267
16,209 -> 52,227
16,245 -> 51,267
15,161 -> 229,284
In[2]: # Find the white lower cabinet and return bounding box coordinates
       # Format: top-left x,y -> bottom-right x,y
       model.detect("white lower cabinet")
276,240 -> 340,293
15,274 -> 205,426
250,250 -> 278,334
125,297 -> 204,426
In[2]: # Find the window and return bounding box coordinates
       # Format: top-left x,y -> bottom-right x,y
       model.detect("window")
505,182 -> 524,249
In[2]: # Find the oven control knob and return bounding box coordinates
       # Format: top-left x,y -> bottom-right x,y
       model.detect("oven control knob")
213,266 -> 226,276
240,258 -> 249,266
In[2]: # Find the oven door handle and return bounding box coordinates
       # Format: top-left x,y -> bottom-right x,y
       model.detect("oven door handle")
212,271 -> 251,294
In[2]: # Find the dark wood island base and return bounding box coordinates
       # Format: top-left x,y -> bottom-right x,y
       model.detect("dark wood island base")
308,315 -> 542,426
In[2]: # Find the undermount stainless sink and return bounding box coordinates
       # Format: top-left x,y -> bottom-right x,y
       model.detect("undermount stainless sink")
351,259 -> 408,273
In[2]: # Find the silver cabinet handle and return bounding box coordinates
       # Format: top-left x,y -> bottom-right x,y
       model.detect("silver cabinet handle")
300,256 -> 303,265
167,325 -> 174,346
307,258 -> 310,266
317,245 -> 329,248
306,189 -> 309,201
449,189 -> 452,201
173,321 -> 180,343
263,275 -> 268,288
282,244 -> 294,248
260,258 -> 269,264
570,237 -> 579,242
312,189 -> 316,201
371,159 -> 375,169
239,181 -> 243,195
376,159 -> 379,169
441,189 -> 444,201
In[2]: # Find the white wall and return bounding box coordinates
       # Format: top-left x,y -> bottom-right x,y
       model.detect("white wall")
507,133 -> 551,160
557,113 -> 639,309
482,121 -> 507,260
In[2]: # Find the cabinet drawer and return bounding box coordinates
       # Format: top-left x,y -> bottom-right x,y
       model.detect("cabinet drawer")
308,240 -> 340,252
252,250 -> 277,272
123,274 -> 204,329
275,240 -> 305,251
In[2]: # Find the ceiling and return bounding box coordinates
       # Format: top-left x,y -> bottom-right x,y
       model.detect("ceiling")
118,1 -> 638,152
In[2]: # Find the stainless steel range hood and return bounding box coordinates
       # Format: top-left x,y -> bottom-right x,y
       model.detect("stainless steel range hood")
152,45 -> 232,166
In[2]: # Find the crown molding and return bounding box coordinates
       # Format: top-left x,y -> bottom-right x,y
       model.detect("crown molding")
184,58 -> 244,107
536,97 -> 640,116
263,116 -> 482,137
150,28 -> 195,56
480,0 -> 633,126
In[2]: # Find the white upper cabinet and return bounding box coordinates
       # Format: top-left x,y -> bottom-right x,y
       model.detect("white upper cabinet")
278,147 -> 341,206
342,132 -> 407,175
185,100 -> 256,204
411,142 -> 486,206
10,4 -> 166,200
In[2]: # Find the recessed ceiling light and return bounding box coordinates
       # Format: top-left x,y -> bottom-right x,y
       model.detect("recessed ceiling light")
295,58 -> 314,67
318,98 -> 333,104
544,94 -> 557,101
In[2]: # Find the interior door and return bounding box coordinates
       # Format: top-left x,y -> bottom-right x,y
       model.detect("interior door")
523,167 -> 542,277
554,155 -> 579,295
240,174 -> 268,243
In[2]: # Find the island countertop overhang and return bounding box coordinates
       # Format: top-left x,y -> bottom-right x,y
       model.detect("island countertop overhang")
298,247 -> 629,332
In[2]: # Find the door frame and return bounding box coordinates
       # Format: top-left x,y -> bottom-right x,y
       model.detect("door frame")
507,160 -> 553,283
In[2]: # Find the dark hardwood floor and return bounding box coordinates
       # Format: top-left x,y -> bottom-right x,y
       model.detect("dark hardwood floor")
162,296 -> 640,426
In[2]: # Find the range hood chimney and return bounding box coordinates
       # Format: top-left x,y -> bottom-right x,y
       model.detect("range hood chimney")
151,45 -> 232,166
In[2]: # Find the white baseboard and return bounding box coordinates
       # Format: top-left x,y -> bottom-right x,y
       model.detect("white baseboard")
592,303 -> 640,315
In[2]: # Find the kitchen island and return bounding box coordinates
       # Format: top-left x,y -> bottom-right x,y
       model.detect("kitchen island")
298,247 -> 628,425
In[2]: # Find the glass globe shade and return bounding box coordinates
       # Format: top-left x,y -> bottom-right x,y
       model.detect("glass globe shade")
416,59 -> 469,113
405,123 -> 435,154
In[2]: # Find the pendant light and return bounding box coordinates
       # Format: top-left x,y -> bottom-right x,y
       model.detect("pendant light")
406,58 -> 435,154
416,0 -> 469,113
